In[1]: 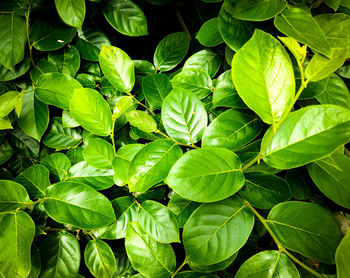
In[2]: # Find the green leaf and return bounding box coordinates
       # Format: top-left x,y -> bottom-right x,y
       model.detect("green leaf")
188,253 -> 237,273
14,165 -> 50,199
262,105 -> 350,169
239,172 -> 291,209
0,58 -> 31,82
44,181 -> 116,229
99,45 -> 135,93
218,2 -> 254,51
42,117 -> 82,150
75,27 -> 111,61
68,161 -> 114,190
167,194 -> 200,228
35,72 -> 83,110
62,110 -> 80,128
325,0 -> 340,10
285,168 -> 311,200
18,90 -> 49,141
278,36 -> 307,62
305,48 -> 347,82
102,0 -> 148,37
202,109 -> 262,150
0,91 -> 21,118
0,180 -> 29,212
0,140 -> 13,164
336,232 -> 350,278
166,147 -> 245,202
196,17 -> 223,47
0,14 -> 26,70
308,149 -> 350,209
183,196 -> 254,265
161,88 -> 207,145
171,69 -> 213,99
48,46 -> 81,77
137,200 -> 180,243
31,14 -> 76,51
113,96 -> 134,119
235,250 -> 300,278
175,272 -> 219,278
125,110 -> 157,133
232,29 -> 295,125
30,59 -> 58,84
41,152 -> 71,182
128,140 -> 182,192
39,231 -> 80,278
274,7 -> 331,57
84,239 -> 116,278
83,138 -> 114,169
0,211 -> 35,278
54,0 -> 85,28
142,74 -> 171,109
70,88 -> 113,136
28,244 -> 41,278
9,129 -> 40,158
267,201 -> 343,263
125,222 -> 176,278
154,32 -> 189,72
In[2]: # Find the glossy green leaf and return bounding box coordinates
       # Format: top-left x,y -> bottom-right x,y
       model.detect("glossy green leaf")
84,239 -> 116,278
267,201 -> 343,263
99,45 -> 135,93
188,253 -> 237,273
167,194 -> 200,228
0,58 -> 31,82
68,161 -> 114,190
48,46 -> 81,77
154,32 -> 189,72
44,181 -> 116,229
102,0 -> 148,36
202,109 -> 262,150
138,200 -> 179,243
62,110 -> 80,128
125,222 -> 176,278
128,140 -> 182,192
112,96 -> 134,120
0,211 -> 35,278
239,172 -> 291,209
9,129 -> 40,158
35,72 -> 83,110
285,168 -> 310,200
235,250 -> 300,278
171,69 -> 213,99
0,180 -> 29,212
166,147 -> 244,202
83,138 -> 114,169
39,231 -> 80,278
161,88 -> 207,145
196,17 -> 223,47
0,91 -> 21,118
70,88 -> 113,136
175,272 -> 219,278
0,14 -> 26,70
41,152 -> 71,182
30,59 -> 58,84
262,105 -> 350,169
336,232 -> 350,278
279,36 -> 307,62
54,0 -> 85,28
232,29 -> 295,125
126,110 -> 157,133
75,27 -> 111,61
14,165 -> 50,199
183,196 -> 254,265
142,74 -> 171,109
274,7 -> 331,57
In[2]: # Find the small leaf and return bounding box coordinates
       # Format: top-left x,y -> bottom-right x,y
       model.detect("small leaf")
48,46 -> 81,77
41,152 -> 71,182
0,180 -> 29,212
0,91 -> 21,118
126,110 -> 157,133
142,74 -> 171,109
83,138 -> 114,169
54,0 -> 85,28
196,17 -> 223,47
278,36 -> 306,62
30,59 -> 58,84
113,96 -> 133,118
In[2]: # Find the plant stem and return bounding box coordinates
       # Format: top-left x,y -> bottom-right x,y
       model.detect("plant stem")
0,198 -> 45,215
110,118 -> 117,156
155,129 -> 199,149
125,91 -> 155,116
171,258 -> 188,278
25,1 -> 35,67
176,11 -> 191,40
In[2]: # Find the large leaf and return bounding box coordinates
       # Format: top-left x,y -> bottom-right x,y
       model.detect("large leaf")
83,138 -> 114,169
232,29 -> 295,125
267,201 -> 343,263
0,211 -> 35,278
39,231 -> 80,278
99,45 -> 135,93
0,180 -> 29,212
84,239 -> 116,278
125,222 -> 176,278
142,73 -> 171,109
70,88 -> 113,136
137,200 -> 180,243
308,149 -> 350,208
336,232 -> 350,278
153,32 -> 189,72
48,46 -> 81,77
102,0 -> 148,37
274,7 -> 331,57
44,181 -> 116,229
202,109 -> 262,150
262,105 -> 350,169
54,0 -> 85,28
161,88 -> 207,145
0,14 -> 26,70
166,147 -> 245,202
41,152 -> 71,182
183,196 -> 254,265
128,140 -> 182,192
235,250 -> 300,278
35,72 -> 83,110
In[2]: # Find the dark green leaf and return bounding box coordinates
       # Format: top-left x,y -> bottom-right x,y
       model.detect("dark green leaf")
142,74 -> 171,109
48,46 -> 81,77
41,152 -> 71,182
30,59 -> 58,84
0,58 -> 31,82
0,180 -> 29,212
167,194 -> 200,228
9,129 -> 40,158
336,232 -> 350,278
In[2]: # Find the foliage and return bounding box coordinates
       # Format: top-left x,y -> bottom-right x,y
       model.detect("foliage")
0,0 -> 350,277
